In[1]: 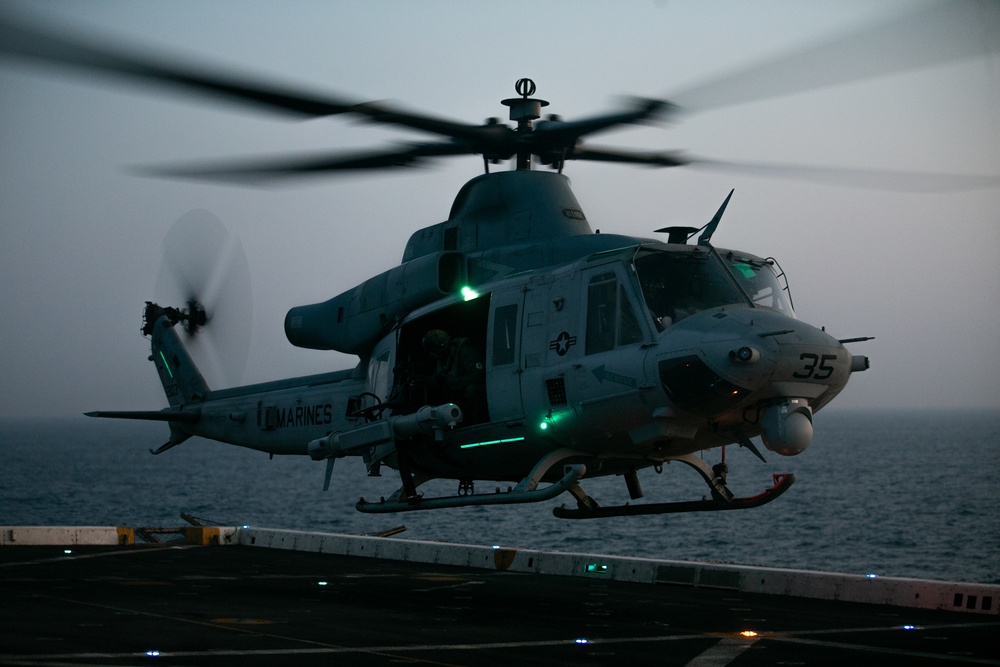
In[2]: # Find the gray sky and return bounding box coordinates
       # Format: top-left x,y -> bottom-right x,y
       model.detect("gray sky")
1,0 -> 998,418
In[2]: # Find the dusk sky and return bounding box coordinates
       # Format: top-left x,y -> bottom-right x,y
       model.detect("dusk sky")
1,0 -> 998,418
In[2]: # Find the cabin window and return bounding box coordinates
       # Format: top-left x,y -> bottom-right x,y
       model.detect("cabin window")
368,349 -> 392,402
492,304 -> 518,366
586,273 -> 642,355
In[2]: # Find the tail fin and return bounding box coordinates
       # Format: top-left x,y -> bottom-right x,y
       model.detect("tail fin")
144,303 -> 210,406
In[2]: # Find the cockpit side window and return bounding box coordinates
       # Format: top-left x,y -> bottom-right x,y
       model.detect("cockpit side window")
635,250 -> 745,328
619,284 -> 642,346
586,273 -> 617,354
728,259 -> 795,317
586,272 -> 643,355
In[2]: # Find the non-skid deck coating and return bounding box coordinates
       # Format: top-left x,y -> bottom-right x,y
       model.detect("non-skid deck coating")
1,542 -> 997,666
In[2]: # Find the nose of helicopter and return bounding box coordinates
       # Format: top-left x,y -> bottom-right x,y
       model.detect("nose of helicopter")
655,307 -> 856,454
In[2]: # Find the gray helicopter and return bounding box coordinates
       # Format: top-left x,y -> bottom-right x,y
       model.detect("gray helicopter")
3,4 -> 995,518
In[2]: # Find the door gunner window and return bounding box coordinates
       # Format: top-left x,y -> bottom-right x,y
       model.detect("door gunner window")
586,272 -> 641,355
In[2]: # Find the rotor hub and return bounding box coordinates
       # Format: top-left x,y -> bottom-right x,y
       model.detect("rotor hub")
184,298 -> 208,336
501,78 -> 549,124
500,79 -> 551,170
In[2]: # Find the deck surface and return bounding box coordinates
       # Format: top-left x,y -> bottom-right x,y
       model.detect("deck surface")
1,543 -> 997,666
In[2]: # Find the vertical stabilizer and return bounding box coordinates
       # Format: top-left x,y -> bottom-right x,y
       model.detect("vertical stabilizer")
144,303 -> 209,406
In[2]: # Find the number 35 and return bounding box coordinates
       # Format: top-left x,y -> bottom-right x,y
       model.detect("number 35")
793,353 -> 837,380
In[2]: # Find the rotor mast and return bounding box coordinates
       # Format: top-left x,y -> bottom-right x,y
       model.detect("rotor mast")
502,78 -> 548,171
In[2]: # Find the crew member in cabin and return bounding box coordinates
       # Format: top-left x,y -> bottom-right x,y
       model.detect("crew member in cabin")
422,329 -> 486,424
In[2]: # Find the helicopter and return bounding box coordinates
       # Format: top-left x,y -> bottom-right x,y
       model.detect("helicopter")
2,4 -> 996,519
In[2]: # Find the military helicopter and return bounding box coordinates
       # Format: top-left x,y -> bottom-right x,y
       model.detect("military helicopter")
3,4 -> 996,518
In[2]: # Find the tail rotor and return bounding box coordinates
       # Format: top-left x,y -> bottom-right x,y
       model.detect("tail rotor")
153,209 -> 252,387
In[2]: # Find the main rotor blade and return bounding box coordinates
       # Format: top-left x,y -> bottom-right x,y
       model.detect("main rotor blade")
0,9 -> 497,143
0,10 -> 714,155
534,97 -> 676,145
687,158 -> 1000,193
0,11 -> 362,117
568,145 -> 690,167
132,141 -> 475,184
667,1 -> 1000,114
348,101 -> 513,148
571,146 -> 1000,193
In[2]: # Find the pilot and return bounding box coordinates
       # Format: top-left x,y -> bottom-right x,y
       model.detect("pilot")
422,329 -> 486,422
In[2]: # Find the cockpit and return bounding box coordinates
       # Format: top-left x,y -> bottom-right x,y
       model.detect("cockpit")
724,252 -> 795,317
634,247 -> 794,329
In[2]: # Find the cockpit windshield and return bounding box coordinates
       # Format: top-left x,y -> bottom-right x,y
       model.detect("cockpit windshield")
726,255 -> 795,317
634,249 -> 746,328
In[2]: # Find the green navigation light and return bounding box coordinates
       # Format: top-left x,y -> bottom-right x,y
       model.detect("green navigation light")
461,286 -> 480,301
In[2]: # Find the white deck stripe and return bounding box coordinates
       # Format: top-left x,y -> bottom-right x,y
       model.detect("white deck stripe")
683,637 -> 759,666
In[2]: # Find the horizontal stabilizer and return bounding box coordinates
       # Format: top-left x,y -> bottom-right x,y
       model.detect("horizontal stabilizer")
84,410 -> 201,423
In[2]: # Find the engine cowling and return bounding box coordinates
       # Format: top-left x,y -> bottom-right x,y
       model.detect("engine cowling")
285,251 -> 465,354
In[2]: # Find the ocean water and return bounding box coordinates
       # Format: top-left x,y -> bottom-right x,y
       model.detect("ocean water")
1,408 -> 997,584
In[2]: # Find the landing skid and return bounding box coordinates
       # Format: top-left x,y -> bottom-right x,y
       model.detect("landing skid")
552,473 -> 795,519
357,463 -> 587,513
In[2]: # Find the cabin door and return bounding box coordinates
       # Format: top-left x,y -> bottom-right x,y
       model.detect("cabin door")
486,288 -> 524,421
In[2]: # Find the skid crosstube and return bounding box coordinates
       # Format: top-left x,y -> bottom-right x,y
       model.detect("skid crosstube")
552,473 -> 795,519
